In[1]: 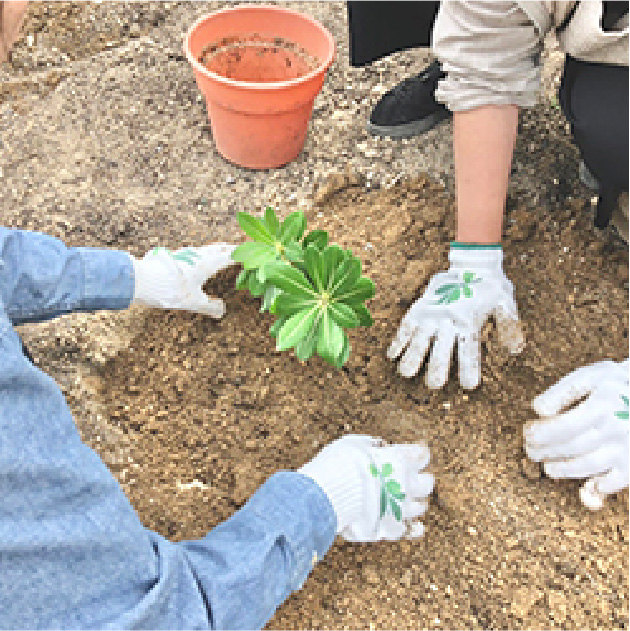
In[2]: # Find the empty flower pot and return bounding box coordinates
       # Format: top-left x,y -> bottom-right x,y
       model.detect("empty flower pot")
184,5 -> 335,169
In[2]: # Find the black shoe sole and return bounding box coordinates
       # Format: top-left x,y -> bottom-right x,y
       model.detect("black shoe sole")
367,108 -> 451,139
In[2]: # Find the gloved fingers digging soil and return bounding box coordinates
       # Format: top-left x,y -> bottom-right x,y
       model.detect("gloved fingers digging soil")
300,435 -> 434,544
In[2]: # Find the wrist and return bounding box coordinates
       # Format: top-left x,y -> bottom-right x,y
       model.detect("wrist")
451,241 -> 501,249
77,248 -> 135,311
131,253 -> 180,307
298,460 -> 364,534
131,256 -> 151,305
449,242 -> 503,270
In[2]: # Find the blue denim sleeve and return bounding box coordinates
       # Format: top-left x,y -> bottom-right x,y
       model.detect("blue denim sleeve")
0,227 -> 134,325
179,471 -> 337,630
0,293 -> 337,629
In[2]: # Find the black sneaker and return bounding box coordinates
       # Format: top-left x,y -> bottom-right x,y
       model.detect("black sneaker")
367,60 -> 451,138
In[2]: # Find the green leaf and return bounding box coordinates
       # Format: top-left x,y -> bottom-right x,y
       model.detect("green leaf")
332,332 -> 350,368
273,292 -> 317,317
434,283 -> 460,295
385,479 -> 402,495
235,268 -> 250,290
322,245 -> 346,287
463,285 -> 473,298
390,490 -> 406,501
279,211 -> 306,243
389,498 -> 402,522
269,316 -> 287,338
462,271 -> 475,284
277,306 -> 319,351
247,271 -> 265,297
330,257 -> 361,298
329,302 -> 360,328
295,326 -> 318,362
369,463 -> 379,478
237,212 -> 274,244
622,395 -> 629,406
317,309 -> 344,362
284,241 -> 304,263
264,206 -> 280,236
349,303 -> 374,327
303,230 -> 328,250
380,488 -> 388,518
381,463 -> 393,477
336,277 -> 375,303
265,262 -> 316,298
261,285 -> 281,313
304,245 -> 327,292
615,411 -> 629,420
232,242 -> 276,270
257,262 -> 269,284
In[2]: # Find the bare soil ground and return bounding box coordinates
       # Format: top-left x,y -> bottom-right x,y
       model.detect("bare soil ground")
1,2 -> 628,629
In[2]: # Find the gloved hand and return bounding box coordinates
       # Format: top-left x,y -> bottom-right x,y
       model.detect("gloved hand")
387,243 -> 524,390
525,359 -> 629,510
299,435 -> 434,542
132,244 -> 236,317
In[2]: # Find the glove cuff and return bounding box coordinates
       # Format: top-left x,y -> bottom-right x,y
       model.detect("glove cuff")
131,254 -> 176,307
449,242 -> 503,269
299,459 -> 364,534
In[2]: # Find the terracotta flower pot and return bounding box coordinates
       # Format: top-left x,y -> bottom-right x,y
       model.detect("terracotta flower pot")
184,5 -> 336,169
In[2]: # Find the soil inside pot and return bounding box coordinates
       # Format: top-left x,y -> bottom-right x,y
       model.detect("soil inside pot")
199,34 -> 319,82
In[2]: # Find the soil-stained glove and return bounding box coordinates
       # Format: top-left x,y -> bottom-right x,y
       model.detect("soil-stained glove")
525,359 -> 629,510
387,244 -> 524,390
299,435 -> 434,542
132,244 -> 236,317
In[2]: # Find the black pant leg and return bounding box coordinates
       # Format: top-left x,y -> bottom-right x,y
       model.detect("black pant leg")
559,56 -> 629,226
347,1 -> 440,67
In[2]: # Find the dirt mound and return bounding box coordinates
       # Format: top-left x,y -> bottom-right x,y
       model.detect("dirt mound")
81,175 -> 627,629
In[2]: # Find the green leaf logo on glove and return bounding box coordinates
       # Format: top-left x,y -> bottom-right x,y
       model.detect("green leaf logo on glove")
433,271 -> 481,305
370,462 -> 406,521
232,207 -> 375,368
615,395 -> 629,421
151,247 -> 201,266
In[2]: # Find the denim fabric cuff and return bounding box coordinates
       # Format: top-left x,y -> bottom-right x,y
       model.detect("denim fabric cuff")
247,471 -> 337,586
77,248 -> 135,311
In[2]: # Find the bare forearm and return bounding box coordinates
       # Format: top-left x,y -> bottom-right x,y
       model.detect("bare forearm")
454,105 -> 519,244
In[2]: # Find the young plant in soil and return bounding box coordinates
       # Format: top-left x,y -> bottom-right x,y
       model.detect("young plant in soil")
231,207 -> 374,368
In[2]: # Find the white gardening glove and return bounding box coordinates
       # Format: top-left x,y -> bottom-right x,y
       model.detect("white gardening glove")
387,244 -> 524,390
299,435 -> 434,542
525,359 -> 629,510
132,244 -> 236,317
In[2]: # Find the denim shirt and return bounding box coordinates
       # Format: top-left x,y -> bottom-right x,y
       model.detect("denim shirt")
0,227 -> 336,630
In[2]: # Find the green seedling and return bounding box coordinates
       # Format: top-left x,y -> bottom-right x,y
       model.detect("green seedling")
231,207 -> 306,312
370,462 -> 405,521
231,207 -> 374,368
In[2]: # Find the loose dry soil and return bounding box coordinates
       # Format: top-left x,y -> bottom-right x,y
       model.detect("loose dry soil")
1,2 -> 628,629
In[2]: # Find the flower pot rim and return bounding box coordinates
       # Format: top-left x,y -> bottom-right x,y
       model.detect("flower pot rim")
184,4 -> 336,92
